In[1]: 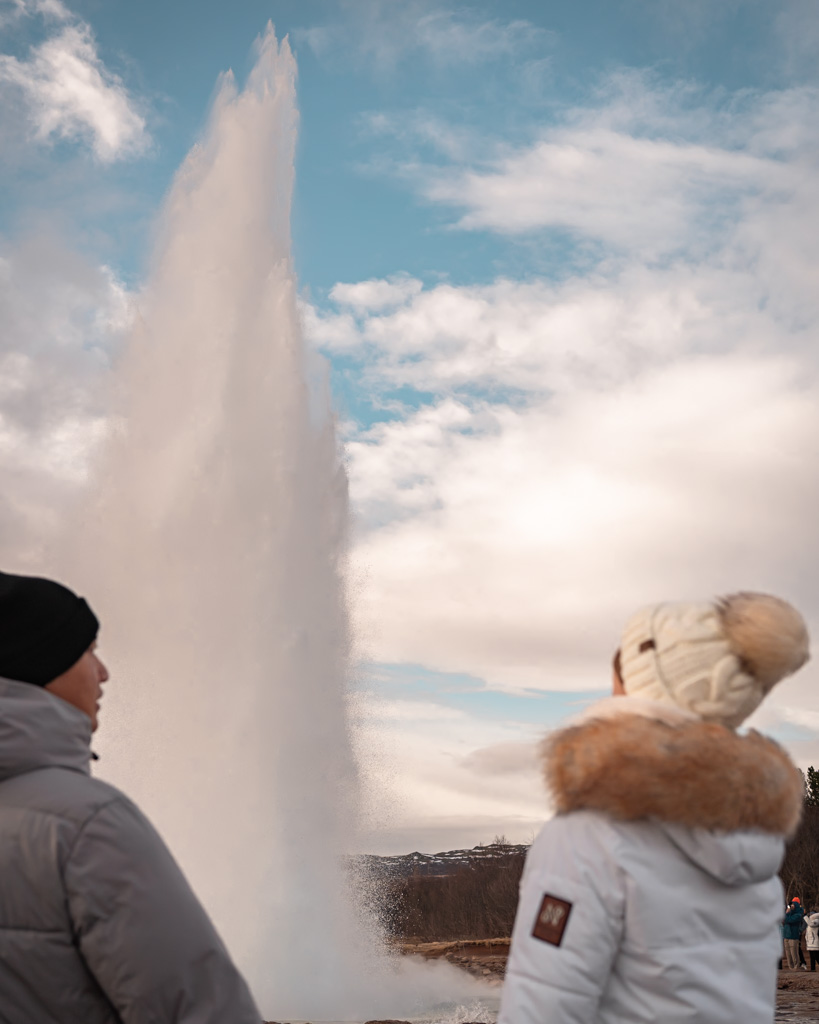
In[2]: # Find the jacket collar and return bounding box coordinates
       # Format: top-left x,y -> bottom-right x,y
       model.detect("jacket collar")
0,676 -> 92,780
542,697 -> 803,837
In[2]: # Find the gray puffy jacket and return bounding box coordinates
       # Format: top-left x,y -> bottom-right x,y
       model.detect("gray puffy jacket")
0,676 -> 261,1024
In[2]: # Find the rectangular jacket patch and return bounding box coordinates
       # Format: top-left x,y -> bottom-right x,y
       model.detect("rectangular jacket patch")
532,893 -> 573,946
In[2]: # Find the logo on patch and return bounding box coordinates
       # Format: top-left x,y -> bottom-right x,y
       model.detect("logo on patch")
532,893 -> 573,946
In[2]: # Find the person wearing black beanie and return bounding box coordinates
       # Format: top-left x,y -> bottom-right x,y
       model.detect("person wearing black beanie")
0,570 -> 101,687
0,570 -> 261,1024
0,571 -> 109,731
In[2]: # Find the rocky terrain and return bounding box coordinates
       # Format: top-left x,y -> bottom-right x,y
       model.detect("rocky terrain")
395,938 -> 507,984
354,842 -> 528,880
776,971 -> 819,1021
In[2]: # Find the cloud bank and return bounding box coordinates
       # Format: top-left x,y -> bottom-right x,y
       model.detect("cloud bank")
307,74 -> 819,699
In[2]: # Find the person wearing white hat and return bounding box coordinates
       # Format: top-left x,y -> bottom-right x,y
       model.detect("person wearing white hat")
804,906 -> 819,971
499,592 -> 810,1024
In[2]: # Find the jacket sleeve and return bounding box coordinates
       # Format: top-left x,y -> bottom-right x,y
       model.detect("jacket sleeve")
498,812 -> 625,1024
64,795 -> 262,1024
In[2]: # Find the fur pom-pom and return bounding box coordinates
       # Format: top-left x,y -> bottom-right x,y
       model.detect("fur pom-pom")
717,592 -> 810,690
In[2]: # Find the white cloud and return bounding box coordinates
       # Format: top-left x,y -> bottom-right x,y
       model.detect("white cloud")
1,0 -> 71,19
29,0 -> 70,20
346,356 -> 819,692
0,236 -> 130,566
0,0 -> 69,34
777,707 -> 819,733
297,1 -> 547,72
426,130 -> 778,251
412,10 -> 545,65
354,693 -> 467,723
366,73 -> 818,260
300,302 -> 360,353
301,78 -> 819,710
0,0 -> 30,26
354,692 -> 548,852
330,274 -> 423,312
362,109 -> 479,162
0,14 -> 148,161
35,0 -> 70,18
312,264 -> 794,394
460,740 -> 539,777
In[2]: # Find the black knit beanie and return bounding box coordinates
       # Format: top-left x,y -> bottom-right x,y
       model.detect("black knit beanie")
0,571 -> 99,686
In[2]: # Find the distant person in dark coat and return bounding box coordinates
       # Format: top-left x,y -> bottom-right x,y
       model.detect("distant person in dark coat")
784,898 -> 806,970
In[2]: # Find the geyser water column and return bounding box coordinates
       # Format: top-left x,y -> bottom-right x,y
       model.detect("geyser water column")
74,28 -> 371,1016
69,27 -> 489,1019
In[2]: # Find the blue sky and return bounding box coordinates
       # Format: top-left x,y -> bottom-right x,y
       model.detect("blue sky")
2,0 -> 819,852
2,0 -> 811,291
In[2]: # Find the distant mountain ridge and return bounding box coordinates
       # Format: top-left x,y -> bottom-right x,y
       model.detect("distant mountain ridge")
354,841 -> 529,879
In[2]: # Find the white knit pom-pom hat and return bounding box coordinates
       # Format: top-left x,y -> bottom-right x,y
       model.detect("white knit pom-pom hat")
619,593 -> 810,729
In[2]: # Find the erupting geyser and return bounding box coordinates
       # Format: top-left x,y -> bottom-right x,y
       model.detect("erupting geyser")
65,26 -> 487,1020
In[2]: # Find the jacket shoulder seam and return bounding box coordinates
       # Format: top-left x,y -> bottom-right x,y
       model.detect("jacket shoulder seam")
0,923 -> 69,935
63,794 -> 129,868
0,773 -> 122,832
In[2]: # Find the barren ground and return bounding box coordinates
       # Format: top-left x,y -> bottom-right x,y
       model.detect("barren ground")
776,970 -> 819,1021
263,944 -> 819,1023
398,941 -> 819,1022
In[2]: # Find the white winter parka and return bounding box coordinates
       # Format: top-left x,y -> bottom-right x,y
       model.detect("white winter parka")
805,912 -> 819,950
499,698 -> 803,1024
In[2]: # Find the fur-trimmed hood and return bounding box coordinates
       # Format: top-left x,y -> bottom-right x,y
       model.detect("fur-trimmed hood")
542,699 -> 804,837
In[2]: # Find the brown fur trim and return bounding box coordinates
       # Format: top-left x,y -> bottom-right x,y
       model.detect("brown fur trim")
542,713 -> 804,837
